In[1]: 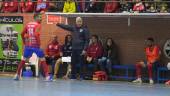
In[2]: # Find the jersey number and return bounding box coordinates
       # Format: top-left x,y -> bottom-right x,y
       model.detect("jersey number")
28,27 -> 34,36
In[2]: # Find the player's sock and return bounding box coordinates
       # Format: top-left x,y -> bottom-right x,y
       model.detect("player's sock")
136,64 -> 142,79
41,61 -> 51,81
14,60 -> 25,80
148,64 -> 153,80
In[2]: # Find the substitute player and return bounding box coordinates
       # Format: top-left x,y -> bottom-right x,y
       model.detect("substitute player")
132,37 -> 161,84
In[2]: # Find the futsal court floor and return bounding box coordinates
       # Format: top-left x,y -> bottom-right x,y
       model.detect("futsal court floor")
0,77 -> 170,96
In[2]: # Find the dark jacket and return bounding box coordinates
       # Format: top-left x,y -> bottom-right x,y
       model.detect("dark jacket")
119,3 -> 132,12
85,0 -> 105,13
57,24 -> 89,50
48,0 -> 64,12
104,44 -> 119,64
62,42 -> 72,57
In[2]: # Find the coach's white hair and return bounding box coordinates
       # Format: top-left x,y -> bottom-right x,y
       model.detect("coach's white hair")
76,17 -> 83,22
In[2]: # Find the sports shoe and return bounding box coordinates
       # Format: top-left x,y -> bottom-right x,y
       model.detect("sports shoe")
149,79 -> 154,84
13,74 -> 22,81
63,75 -> 69,80
44,76 -> 52,81
165,80 -> 170,85
76,74 -> 83,81
132,78 -> 142,83
53,75 -> 57,81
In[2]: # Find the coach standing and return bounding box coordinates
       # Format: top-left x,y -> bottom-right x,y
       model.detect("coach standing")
56,17 -> 90,80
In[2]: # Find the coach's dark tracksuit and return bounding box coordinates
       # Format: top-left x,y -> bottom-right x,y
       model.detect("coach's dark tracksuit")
57,23 -> 90,78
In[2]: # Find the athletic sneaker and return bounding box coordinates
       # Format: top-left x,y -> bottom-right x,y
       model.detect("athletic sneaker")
76,74 -> 83,81
149,79 -> 154,84
165,80 -> 170,85
132,78 -> 142,83
63,75 -> 69,80
53,75 -> 57,81
44,76 -> 52,81
13,74 -> 22,81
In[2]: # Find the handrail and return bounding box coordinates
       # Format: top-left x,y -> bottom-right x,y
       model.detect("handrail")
46,12 -> 170,18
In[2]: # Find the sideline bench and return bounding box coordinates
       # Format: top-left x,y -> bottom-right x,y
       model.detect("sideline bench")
112,65 -> 135,80
157,67 -> 169,83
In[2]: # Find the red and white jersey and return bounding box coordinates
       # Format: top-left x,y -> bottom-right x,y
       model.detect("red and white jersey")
22,22 -> 41,47
133,2 -> 145,12
46,42 -> 61,57
86,43 -> 103,59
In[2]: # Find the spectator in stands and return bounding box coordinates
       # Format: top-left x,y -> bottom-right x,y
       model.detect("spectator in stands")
85,0 -> 105,13
36,0 -> 49,13
20,0 -> 35,13
77,0 -> 85,12
1,0 -> 18,13
48,0 -> 64,12
56,17 -> 90,80
146,4 -> 157,13
53,35 -> 72,80
83,35 -> 103,78
119,0 -> 133,13
63,0 -> 76,13
155,0 -> 168,13
149,5 -> 157,13
133,0 -> 145,13
132,37 -> 161,84
45,36 -> 61,76
48,0 -> 56,12
0,0 -> 2,11
160,3 -> 168,13
104,0 -> 119,13
144,2 -> 157,13
98,38 -> 119,80
144,2 -> 150,12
